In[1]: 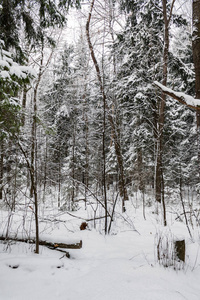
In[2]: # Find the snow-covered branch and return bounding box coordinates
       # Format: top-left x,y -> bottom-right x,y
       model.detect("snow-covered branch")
154,81 -> 200,110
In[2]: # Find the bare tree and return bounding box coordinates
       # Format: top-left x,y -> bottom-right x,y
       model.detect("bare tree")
86,0 -> 128,216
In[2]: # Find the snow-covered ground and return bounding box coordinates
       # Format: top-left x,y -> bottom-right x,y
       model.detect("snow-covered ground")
0,196 -> 200,300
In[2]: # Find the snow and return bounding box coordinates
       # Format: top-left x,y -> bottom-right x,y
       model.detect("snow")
2,49 -> 11,58
154,81 -> 200,108
20,66 -> 37,78
9,65 -> 37,79
10,65 -> 25,78
0,70 -> 10,79
56,104 -> 70,117
0,198 -> 200,300
0,45 -> 36,83
0,59 -> 10,69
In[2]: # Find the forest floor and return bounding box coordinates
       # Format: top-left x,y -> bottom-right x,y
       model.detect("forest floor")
0,194 -> 200,300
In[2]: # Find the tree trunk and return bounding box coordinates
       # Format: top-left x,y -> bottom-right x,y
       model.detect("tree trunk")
21,88 -> 27,126
192,0 -> 200,178
193,0 -> 200,101
82,90 -> 89,206
174,240 -> 185,262
71,124 -> 76,206
42,136 -> 48,202
102,13 -> 108,234
58,152 -> 61,208
30,56 -> 44,253
155,0 -> 175,224
179,165 -> 192,238
0,141 -> 4,200
156,0 -> 171,204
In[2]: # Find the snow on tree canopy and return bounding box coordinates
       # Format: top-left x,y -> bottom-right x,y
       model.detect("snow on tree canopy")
56,104 -> 70,117
0,70 -> 10,79
0,43 -> 36,82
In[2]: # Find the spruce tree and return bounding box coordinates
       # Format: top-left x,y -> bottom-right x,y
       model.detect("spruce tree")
114,0 -> 164,194
114,0 -> 195,206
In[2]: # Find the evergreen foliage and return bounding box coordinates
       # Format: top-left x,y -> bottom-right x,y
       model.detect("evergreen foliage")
113,0 -> 195,197
0,40 -> 35,138
0,0 -> 81,62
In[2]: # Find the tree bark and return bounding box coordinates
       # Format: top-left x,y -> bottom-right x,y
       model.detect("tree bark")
30,71 -> 41,254
0,141 -> 4,200
156,0 -> 170,204
82,91 -> 89,206
155,0 -> 168,223
174,240 -> 185,262
101,10 -> 108,234
193,0 -> 200,101
0,235 -> 82,248
0,236 -> 82,257
155,0 -> 175,225
21,88 -> 28,126
192,0 -> 200,178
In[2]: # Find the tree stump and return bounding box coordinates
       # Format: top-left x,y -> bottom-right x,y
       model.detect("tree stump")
80,222 -> 88,230
174,239 -> 185,262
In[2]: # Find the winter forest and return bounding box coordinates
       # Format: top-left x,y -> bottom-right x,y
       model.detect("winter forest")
1,0 -> 200,299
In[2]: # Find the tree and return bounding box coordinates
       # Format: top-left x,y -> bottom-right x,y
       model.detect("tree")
0,0 -> 81,61
0,40 -> 35,199
42,41 -> 92,208
192,0 -> 200,179
155,0 -> 176,225
86,0 -> 129,217
0,0 -> 82,254
115,0 -> 194,225
154,0 -> 200,185
115,0 -> 165,207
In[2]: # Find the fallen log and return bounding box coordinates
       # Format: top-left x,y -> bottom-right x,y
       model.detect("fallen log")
0,236 -> 82,257
39,240 -> 82,249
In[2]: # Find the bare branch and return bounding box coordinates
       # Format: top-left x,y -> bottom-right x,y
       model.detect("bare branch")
168,0 -> 176,24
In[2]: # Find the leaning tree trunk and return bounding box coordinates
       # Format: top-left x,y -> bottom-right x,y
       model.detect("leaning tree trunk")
86,0 -> 128,213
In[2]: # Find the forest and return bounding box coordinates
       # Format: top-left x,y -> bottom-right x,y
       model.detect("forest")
0,0 -> 200,299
